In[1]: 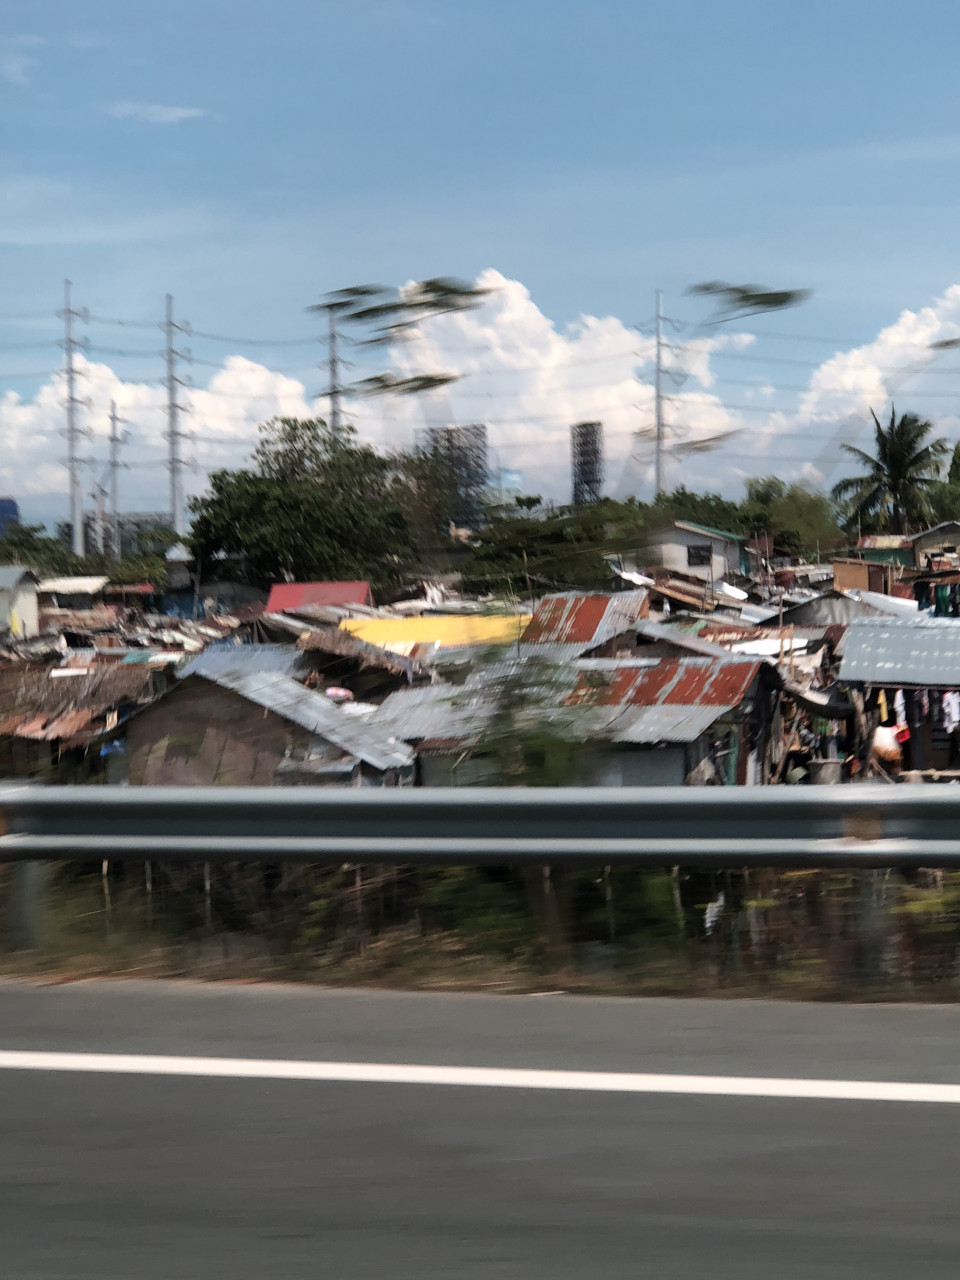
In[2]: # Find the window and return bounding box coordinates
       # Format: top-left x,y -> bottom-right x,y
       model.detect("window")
687,544 -> 712,568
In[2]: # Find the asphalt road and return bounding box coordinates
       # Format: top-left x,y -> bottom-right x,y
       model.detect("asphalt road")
3,981 -> 960,1278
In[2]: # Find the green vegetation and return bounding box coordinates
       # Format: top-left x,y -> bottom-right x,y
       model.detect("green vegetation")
832,407 -> 949,533
0,522 -> 175,590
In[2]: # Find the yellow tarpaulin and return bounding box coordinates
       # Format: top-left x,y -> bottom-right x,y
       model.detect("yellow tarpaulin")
341,614 -> 531,652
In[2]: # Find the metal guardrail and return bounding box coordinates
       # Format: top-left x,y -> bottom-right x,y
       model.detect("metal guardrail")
0,783 -> 958,867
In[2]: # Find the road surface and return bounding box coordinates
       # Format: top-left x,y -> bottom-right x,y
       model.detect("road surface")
2,979 -> 960,1278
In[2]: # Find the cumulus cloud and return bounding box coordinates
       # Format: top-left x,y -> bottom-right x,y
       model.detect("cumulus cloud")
348,269 -> 746,499
0,355 -> 313,522
10,271 -> 960,527
105,101 -> 207,124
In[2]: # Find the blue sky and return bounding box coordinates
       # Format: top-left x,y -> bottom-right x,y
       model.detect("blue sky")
6,0 -> 960,521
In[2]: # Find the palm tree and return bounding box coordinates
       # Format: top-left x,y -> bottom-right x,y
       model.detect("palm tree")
831,407 -> 948,533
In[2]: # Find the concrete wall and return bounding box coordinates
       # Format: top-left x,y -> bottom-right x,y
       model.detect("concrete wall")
644,527 -> 740,582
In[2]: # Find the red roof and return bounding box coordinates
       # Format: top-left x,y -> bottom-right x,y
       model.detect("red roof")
521,592 -> 647,645
266,580 -> 373,612
565,659 -> 761,708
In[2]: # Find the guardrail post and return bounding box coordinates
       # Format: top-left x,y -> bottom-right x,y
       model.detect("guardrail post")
7,861 -> 48,950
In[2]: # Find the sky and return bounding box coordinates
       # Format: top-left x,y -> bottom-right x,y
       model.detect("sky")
6,0 -> 960,526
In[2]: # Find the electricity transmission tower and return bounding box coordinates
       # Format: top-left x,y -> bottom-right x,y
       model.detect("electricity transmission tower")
163,295 -> 191,536
58,280 -> 89,555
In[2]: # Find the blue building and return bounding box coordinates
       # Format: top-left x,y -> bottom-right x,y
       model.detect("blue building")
0,498 -> 20,538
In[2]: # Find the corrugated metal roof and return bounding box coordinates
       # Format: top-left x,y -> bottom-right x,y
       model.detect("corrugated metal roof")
839,617 -> 960,687
265,581 -> 373,612
606,703 -> 731,744
179,643 -> 307,681
194,669 -> 412,770
0,566 -> 37,591
673,520 -> 745,543
856,535 -> 911,550
37,576 -> 110,595
0,663 -> 158,742
521,591 -> 647,649
376,656 -> 758,748
636,618 -> 736,660
564,658 -> 761,709
905,522 -> 960,543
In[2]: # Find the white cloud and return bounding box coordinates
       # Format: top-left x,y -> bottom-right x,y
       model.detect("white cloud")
0,356 -> 313,522
1,53 -> 37,86
11,272 -> 960,527
105,101 -> 207,125
347,269 -> 746,500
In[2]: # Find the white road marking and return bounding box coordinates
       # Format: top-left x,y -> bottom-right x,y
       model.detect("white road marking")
0,1050 -> 958,1104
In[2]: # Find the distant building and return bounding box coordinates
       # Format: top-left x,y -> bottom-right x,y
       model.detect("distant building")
425,424 -> 489,528
642,521 -> 747,583
0,498 -> 20,538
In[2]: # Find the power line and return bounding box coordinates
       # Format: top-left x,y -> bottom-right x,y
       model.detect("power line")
189,329 -> 318,347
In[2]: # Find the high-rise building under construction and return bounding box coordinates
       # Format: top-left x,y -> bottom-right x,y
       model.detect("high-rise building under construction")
571,421 -> 603,506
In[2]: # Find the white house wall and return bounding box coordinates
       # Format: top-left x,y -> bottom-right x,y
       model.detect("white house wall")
644,527 -> 739,582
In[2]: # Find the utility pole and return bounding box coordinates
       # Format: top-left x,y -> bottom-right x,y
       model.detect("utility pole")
654,288 -> 664,499
163,294 -> 190,537
328,305 -> 342,435
108,401 -> 127,561
58,280 -> 88,556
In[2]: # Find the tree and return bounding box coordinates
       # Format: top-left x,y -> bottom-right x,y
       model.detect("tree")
741,477 -> 844,560
0,523 -> 170,589
189,417 -> 414,595
831,408 -> 948,534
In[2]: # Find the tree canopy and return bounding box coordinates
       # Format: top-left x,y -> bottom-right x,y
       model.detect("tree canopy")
189,417 -> 414,594
832,408 -> 948,533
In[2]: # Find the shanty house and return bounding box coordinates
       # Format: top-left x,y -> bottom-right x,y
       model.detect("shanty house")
642,522 -> 746,583
0,661 -> 171,782
839,616 -> 960,772
37,576 -> 110,611
125,645 -> 413,787
0,567 -> 39,638
375,655 -> 779,788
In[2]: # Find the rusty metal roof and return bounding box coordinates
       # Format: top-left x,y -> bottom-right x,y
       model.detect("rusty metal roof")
0,663 -> 160,743
520,591 -> 647,651
376,656 -> 760,748
265,581 -> 373,612
564,658 -> 761,709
